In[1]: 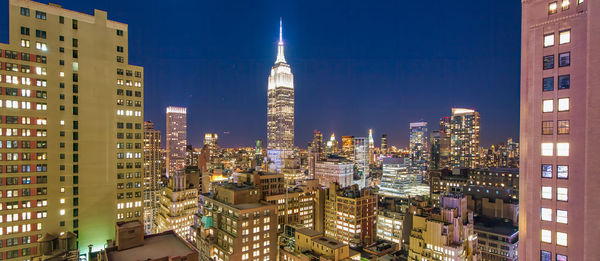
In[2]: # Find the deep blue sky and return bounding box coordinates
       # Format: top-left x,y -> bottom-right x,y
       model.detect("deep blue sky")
1,0 -> 521,148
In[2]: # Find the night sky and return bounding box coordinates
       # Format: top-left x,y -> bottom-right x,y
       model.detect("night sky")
0,0 -> 521,148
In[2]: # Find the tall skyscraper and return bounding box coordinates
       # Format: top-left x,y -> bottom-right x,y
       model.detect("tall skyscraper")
341,135 -> 354,160
308,130 -> 323,178
166,106 -> 186,176
354,137 -> 369,188
409,122 -> 429,173
521,1 -> 598,260
267,18 -> 294,172
0,0 -> 144,256
368,129 -> 375,164
381,134 -> 388,155
325,133 -> 339,155
203,133 -> 218,148
143,121 -> 162,235
449,108 -> 480,169
438,116 -> 451,168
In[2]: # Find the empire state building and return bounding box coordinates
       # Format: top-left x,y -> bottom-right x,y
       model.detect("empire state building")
267,19 -> 294,172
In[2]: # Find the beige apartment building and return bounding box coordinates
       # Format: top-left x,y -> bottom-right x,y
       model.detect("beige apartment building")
0,0 -> 143,258
521,0 -> 600,260
197,183 -> 278,261
155,170 -> 197,241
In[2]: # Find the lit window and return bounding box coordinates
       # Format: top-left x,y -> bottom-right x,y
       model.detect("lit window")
557,210 -> 568,224
557,254 -> 568,261
559,30 -> 571,44
541,251 -> 552,261
60,198 -> 65,204
578,0 -> 583,4
557,165 -> 569,179
542,186 -> 553,199
541,229 -> 552,243
541,143 -> 553,156
544,33 -> 555,47
548,2 -> 558,14
558,98 -> 569,111
557,142 -> 569,156
541,208 -> 552,221
557,232 -> 567,246
543,99 -> 553,112
557,187 -> 568,201
562,0 -> 570,10
557,120 -> 569,135
59,209 -> 65,215
542,121 -> 553,135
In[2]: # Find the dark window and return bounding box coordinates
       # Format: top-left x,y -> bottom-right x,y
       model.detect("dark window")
543,77 -> 554,91
20,7 -> 30,16
73,85 -> 79,93
21,26 -> 30,35
35,29 -> 46,39
117,29 -> 124,36
73,107 -> 78,115
35,11 -> 46,20
59,59 -> 64,65
73,73 -> 78,82
558,52 -> 570,67
117,56 -> 124,63
541,250 -> 552,261
557,165 -> 569,179
72,19 -> 78,29
117,46 -> 124,52
557,120 -> 569,134
73,50 -> 78,58
541,164 -> 553,178
59,47 -> 64,53
72,38 -> 78,47
59,16 -> 64,24
59,35 -> 64,41
543,55 -> 554,70
558,75 -> 570,89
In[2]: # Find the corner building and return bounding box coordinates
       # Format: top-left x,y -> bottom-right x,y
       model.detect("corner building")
0,0 -> 143,257
521,0 -> 599,260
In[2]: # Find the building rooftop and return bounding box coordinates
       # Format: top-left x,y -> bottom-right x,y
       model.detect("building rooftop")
296,228 -> 322,237
106,232 -> 197,261
474,216 -> 518,237
313,236 -> 345,249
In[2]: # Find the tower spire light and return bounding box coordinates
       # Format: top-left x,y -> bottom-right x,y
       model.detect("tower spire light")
279,17 -> 283,45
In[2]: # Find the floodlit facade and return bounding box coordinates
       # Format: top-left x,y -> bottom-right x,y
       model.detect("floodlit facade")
0,0 -> 144,257
376,210 -> 405,245
409,122 -> 429,173
520,0 -> 598,260
267,19 -> 294,173
315,157 -> 354,188
449,108 -> 480,169
341,135 -> 354,160
308,130 -> 323,179
143,121 -> 162,234
166,106 -> 186,176
324,183 -> 377,247
155,170 -> 198,241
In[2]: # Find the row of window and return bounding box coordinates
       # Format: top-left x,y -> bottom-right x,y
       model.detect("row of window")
542,74 -> 570,91
541,229 -> 567,246
0,75 -> 47,87
543,30 -> 570,47
116,69 -> 142,78
0,164 -> 47,173
548,0 -> 584,15
2,62 -> 47,76
117,89 -> 142,97
541,250 -> 568,261
541,142 -> 569,156
541,120 -> 569,135
0,152 -> 47,161
542,98 -> 569,112
0,49 -> 47,64
541,208 -> 568,223
541,186 -> 568,201
0,100 -> 47,110
541,164 -> 568,179
0,176 -> 47,186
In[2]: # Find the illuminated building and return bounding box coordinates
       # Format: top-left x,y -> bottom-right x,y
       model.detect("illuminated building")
267,19 -> 294,173
185,145 -> 199,168
237,171 -> 317,232
379,157 -> 426,197
449,108 -> 480,169
368,129 -> 375,164
0,0 -> 144,257
197,183 -> 278,261
429,130 -> 441,170
143,121 -> 162,235
409,122 -> 429,175
520,2 -> 598,259
438,117 -> 451,169
474,217 -> 518,261
315,156 -> 354,188
324,183 -> 377,247
307,130 -> 323,178
155,170 -> 198,240
408,194 -> 479,260
376,210 -> 405,245
279,227 -> 361,261
381,134 -> 388,155
166,106 -> 187,176
353,137 -> 369,188
203,133 -> 218,148
341,135 -> 354,160
325,133 -> 339,155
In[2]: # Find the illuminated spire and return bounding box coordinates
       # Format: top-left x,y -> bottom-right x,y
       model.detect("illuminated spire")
276,17 -> 286,64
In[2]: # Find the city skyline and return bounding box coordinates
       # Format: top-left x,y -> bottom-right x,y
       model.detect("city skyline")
0,0 -> 521,148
